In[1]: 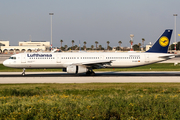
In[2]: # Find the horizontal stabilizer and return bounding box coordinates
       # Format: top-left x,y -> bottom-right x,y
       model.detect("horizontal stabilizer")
158,54 -> 175,59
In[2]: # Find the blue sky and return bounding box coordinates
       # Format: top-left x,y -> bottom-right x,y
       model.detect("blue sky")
0,0 -> 180,48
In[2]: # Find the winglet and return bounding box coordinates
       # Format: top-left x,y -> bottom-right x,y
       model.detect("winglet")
146,29 -> 173,53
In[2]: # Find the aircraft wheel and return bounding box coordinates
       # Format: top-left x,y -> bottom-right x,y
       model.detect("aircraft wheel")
22,73 -> 25,76
90,72 -> 95,76
86,70 -> 95,76
86,71 -> 91,75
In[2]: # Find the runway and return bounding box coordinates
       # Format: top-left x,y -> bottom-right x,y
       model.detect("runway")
0,72 -> 180,83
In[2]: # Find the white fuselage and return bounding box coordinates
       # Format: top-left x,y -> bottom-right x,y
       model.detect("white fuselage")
3,52 -> 172,69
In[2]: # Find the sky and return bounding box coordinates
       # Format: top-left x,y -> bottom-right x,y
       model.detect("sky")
0,0 -> 180,48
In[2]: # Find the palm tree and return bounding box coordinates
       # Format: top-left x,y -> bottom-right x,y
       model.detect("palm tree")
60,39 -> 63,50
107,41 -> 110,50
71,40 -> 75,50
99,45 -> 102,50
91,45 -> 94,50
64,45 -> 68,50
74,45 -> 78,50
95,41 -> 98,49
142,38 -> 145,51
138,43 -> 141,51
83,41 -> 87,50
118,41 -> 122,50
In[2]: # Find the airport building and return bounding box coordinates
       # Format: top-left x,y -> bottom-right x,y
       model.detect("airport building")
0,40 -> 50,53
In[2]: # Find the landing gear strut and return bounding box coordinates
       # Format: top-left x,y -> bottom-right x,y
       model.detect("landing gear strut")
22,68 -> 25,76
86,70 -> 95,76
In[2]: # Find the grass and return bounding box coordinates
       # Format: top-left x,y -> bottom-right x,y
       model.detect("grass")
1,83 -> 180,119
0,63 -> 180,72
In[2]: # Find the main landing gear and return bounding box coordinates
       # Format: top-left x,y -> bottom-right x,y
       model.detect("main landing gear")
22,68 -> 25,76
86,70 -> 95,76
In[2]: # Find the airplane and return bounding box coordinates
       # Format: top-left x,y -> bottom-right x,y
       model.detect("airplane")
3,29 -> 175,76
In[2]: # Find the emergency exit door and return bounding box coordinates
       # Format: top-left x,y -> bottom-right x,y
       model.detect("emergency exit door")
21,54 -> 26,63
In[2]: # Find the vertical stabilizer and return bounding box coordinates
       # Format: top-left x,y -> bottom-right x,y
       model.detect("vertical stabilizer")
146,29 -> 173,53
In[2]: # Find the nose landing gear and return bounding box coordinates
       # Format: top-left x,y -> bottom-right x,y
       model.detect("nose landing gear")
22,68 -> 25,76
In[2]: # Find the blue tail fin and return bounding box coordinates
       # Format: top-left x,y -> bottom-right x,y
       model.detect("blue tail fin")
146,29 -> 173,53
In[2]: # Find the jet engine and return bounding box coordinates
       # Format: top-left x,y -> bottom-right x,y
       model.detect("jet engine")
63,65 -> 88,74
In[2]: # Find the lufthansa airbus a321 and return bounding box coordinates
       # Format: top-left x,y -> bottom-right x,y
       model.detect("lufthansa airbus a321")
3,29 -> 175,75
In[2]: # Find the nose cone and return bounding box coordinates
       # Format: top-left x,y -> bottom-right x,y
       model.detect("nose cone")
3,60 -> 9,67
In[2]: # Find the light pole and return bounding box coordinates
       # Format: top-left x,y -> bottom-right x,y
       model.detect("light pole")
49,13 -> 54,51
173,14 -> 177,51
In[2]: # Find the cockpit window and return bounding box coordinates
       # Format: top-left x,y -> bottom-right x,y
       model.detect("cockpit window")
9,57 -> 16,59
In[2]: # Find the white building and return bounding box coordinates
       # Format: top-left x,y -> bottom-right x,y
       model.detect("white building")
0,41 -> 50,53
0,41 -> 9,47
19,41 -> 50,49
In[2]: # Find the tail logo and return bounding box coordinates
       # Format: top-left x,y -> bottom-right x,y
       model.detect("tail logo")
159,36 -> 169,47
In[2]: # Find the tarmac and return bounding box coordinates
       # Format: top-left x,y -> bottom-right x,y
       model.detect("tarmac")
0,72 -> 180,84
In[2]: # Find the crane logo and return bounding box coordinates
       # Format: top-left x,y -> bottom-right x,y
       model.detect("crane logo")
159,36 -> 169,47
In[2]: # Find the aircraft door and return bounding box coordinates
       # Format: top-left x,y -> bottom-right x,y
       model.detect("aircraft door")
21,54 -> 26,63
145,54 -> 149,63
56,54 -> 61,63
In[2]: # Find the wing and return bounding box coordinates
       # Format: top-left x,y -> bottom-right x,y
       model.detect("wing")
72,60 -> 113,69
158,54 -> 175,59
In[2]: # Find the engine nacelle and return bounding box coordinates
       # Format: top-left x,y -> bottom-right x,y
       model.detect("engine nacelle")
66,65 -> 88,74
